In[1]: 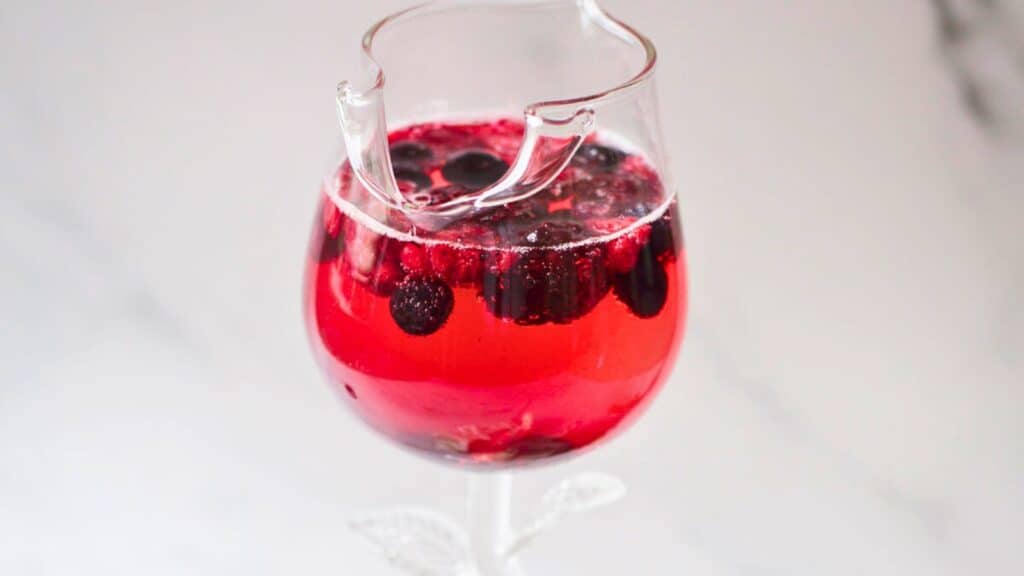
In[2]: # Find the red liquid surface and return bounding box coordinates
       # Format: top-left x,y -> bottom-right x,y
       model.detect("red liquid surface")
305,120 -> 687,465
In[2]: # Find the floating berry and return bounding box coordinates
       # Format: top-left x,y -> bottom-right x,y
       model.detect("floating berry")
389,278 -> 455,336
369,259 -> 402,296
571,143 -> 626,173
399,243 -> 429,277
606,235 -> 642,273
427,244 -> 456,280
389,141 -> 433,164
442,150 -> 509,189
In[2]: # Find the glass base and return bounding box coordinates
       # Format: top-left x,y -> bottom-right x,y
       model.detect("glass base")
350,472 -> 626,575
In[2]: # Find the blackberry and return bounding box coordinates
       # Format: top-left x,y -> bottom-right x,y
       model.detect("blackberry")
389,278 -> 455,335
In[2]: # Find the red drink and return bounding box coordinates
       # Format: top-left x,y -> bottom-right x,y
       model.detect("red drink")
305,120 -> 687,465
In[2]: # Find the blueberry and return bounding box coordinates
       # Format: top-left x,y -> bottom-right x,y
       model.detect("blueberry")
390,141 -> 433,164
393,163 -> 432,191
442,150 -> 509,189
613,248 -> 668,318
389,278 -> 454,335
571,144 -> 625,173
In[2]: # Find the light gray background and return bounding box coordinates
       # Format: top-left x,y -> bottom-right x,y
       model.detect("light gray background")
2,1 -> 1022,574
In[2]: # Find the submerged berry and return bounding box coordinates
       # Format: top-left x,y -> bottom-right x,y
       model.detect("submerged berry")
648,214 -> 676,258
453,248 -> 483,285
613,248 -> 668,318
390,278 -> 455,336
507,436 -> 574,459
484,250 -> 520,274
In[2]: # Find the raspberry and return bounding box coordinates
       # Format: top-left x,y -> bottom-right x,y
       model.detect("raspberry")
369,259 -> 402,296
605,224 -> 652,273
389,278 -> 455,336
427,244 -> 456,280
633,224 -> 652,246
399,243 -> 429,276
606,235 -> 642,273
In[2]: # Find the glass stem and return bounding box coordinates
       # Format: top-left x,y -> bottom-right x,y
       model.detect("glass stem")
467,472 -> 524,576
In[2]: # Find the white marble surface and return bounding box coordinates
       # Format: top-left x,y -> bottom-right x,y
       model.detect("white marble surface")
2,1 -> 1022,574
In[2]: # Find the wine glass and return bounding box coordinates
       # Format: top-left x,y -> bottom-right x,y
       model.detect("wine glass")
304,1 -> 687,574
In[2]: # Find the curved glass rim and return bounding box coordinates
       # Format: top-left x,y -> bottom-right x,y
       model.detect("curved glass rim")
358,0 -> 659,113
